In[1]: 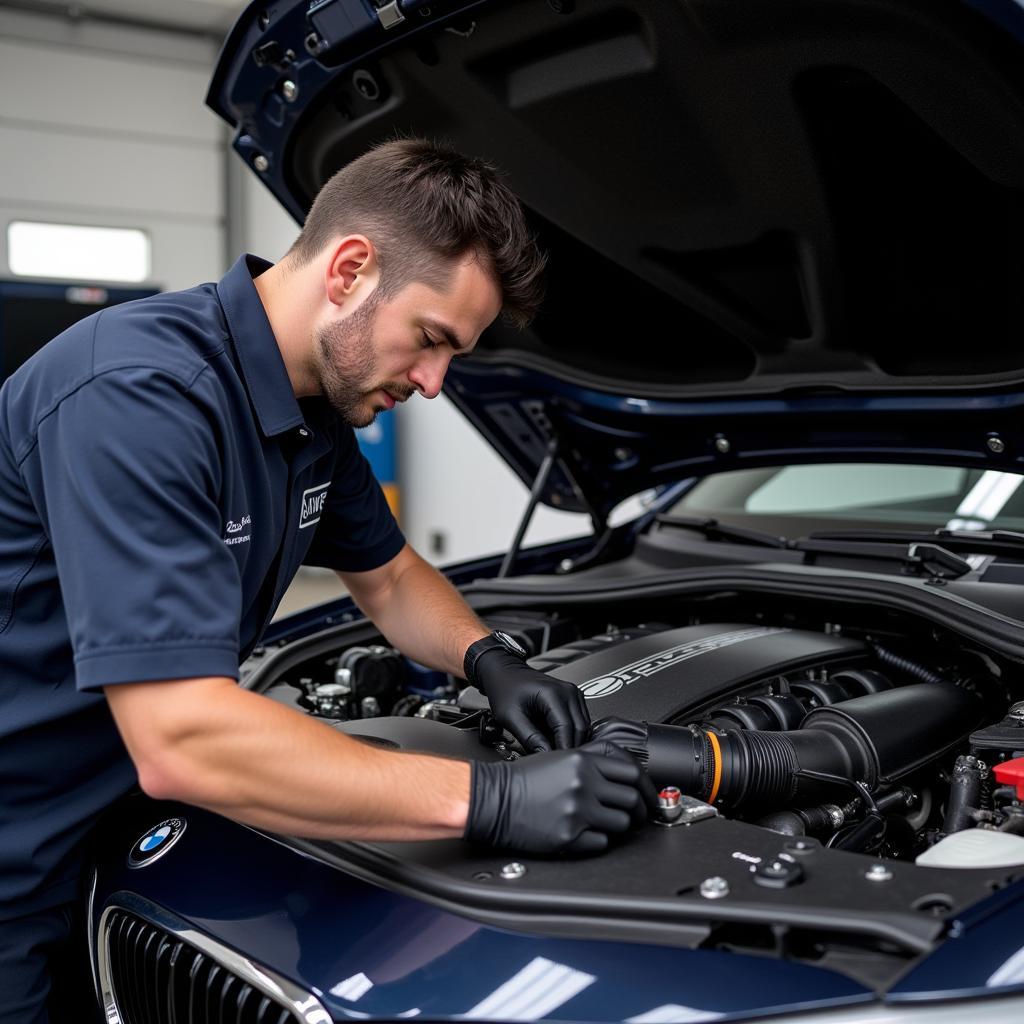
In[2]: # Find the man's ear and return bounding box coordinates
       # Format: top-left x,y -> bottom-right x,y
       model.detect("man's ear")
324,235 -> 380,308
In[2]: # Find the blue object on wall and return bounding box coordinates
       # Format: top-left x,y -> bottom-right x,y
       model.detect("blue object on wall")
356,414 -> 396,483
357,413 -> 399,516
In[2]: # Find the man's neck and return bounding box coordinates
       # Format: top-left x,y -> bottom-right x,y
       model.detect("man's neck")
252,259 -> 321,399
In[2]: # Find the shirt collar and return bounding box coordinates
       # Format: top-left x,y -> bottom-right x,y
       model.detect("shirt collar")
216,254 -> 305,438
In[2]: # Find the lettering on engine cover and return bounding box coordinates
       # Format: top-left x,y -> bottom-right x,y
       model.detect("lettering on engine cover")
576,626 -> 790,700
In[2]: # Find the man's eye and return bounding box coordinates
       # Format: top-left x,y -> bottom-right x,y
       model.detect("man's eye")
421,331 -> 439,350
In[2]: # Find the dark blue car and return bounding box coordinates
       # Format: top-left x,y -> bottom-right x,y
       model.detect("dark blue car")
88,0 -> 1024,1021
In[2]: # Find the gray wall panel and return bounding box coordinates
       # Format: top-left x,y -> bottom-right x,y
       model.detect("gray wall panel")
0,8 -> 225,287
0,39 -> 222,143
0,123 -> 222,219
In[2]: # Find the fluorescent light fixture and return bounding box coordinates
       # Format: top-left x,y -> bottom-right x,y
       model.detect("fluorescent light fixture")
463,956 -> 596,1021
7,221 -> 150,282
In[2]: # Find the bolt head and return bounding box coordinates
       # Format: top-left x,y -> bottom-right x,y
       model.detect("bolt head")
281,80 -> 298,102
987,436 -> 1006,454
500,862 -> 527,880
658,786 -> 682,808
785,838 -> 815,852
353,69 -> 381,100
253,154 -> 269,173
699,876 -> 730,899
865,863 -> 893,882
714,436 -> 731,454
613,447 -> 632,462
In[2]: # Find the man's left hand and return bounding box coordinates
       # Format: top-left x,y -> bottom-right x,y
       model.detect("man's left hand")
470,647 -> 590,752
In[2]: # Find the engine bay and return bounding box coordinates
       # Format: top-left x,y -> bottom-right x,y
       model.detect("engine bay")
252,591 -> 1024,984
261,603 -> 1024,867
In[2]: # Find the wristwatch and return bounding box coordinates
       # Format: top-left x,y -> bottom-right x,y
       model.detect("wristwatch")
463,630 -> 528,688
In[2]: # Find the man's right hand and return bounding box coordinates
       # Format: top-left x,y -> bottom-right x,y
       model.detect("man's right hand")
465,739 -> 657,855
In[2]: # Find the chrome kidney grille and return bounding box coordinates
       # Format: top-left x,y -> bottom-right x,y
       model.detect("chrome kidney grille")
101,907 -> 314,1024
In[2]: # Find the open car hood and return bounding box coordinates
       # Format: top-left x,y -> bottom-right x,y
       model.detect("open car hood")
208,0 -> 1024,519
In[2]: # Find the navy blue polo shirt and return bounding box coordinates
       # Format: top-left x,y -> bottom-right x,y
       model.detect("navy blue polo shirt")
0,254 -> 405,918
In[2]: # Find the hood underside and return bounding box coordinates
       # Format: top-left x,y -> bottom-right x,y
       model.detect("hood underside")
209,0 -> 1024,514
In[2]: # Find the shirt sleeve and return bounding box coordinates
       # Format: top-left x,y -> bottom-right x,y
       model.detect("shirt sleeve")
24,366 -> 242,691
303,424 -> 406,572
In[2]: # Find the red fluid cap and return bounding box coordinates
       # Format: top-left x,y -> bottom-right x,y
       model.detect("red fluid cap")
659,786 -> 682,807
992,756 -> 1024,799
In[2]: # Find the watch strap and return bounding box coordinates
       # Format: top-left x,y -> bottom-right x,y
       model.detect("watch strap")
464,630 -> 527,689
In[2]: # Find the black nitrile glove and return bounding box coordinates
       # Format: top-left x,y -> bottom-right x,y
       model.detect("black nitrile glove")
590,716 -> 692,788
465,739 -> 658,854
470,647 -> 590,752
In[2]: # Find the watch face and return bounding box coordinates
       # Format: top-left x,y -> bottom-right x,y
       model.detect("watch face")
494,630 -> 527,657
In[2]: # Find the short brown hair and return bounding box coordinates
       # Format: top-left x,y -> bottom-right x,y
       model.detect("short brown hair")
287,138 -> 546,328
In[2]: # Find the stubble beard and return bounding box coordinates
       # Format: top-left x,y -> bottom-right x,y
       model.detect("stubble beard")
312,293 -> 413,427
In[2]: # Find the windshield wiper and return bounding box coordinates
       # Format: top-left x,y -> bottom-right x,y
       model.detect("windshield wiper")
792,533 -> 973,579
805,527 -> 1024,558
653,520 -> 989,578
654,515 -> 788,549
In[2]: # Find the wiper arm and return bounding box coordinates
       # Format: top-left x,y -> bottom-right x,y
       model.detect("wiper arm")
806,527 -> 1024,558
806,529 -> 941,544
654,522 -> 988,577
793,533 -> 973,580
947,528 -> 1024,548
905,542 -> 973,579
654,515 -> 787,549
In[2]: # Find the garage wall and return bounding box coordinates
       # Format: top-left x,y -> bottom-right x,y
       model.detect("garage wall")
395,396 -> 591,564
236,168 -> 301,263
0,7 -> 226,291
0,3 -> 590,570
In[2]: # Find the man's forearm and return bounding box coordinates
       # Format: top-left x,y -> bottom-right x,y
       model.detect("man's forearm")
340,547 -> 487,677
338,545 -> 591,753
106,677 -> 471,841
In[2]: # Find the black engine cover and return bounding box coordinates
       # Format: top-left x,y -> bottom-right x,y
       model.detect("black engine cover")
533,623 -> 866,724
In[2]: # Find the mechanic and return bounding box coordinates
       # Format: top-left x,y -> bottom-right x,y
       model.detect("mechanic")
0,139 -> 653,1024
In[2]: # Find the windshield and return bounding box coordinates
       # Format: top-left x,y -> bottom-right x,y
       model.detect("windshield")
672,464 -> 1024,536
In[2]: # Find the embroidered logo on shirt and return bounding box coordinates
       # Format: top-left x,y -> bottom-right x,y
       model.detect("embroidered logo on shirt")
224,513 -> 252,545
300,483 -> 330,529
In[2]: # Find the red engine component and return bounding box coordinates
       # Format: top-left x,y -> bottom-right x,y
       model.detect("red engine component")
992,756 -> 1024,799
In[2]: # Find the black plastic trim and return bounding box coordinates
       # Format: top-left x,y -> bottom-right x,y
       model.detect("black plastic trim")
456,565 -> 1024,659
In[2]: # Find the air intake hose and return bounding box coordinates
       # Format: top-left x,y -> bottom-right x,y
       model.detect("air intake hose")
596,682 -> 981,810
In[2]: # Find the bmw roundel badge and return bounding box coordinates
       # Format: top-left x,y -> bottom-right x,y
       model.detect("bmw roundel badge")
128,817 -> 186,868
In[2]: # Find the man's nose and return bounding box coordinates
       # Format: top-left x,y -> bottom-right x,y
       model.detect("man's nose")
410,354 -> 450,400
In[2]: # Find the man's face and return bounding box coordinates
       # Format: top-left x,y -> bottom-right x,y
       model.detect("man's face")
313,254 -> 502,427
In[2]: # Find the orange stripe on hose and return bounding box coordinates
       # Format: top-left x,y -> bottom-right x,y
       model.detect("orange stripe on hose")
706,730 -> 723,804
